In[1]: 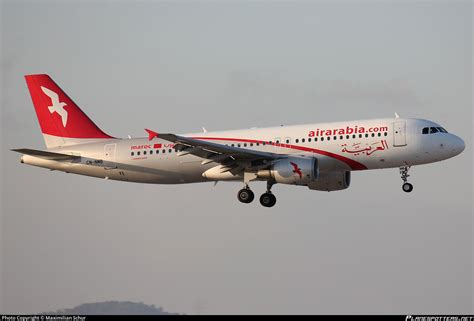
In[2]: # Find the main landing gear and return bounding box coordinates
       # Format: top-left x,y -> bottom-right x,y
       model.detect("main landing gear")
237,181 -> 277,207
260,181 -> 276,208
259,192 -> 276,208
400,166 -> 414,193
237,186 -> 254,204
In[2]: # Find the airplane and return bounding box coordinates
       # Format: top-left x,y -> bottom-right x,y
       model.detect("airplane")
12,74 -> 465,207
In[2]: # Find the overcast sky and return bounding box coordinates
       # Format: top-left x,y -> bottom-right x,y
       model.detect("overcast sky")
1,0 -> 472,315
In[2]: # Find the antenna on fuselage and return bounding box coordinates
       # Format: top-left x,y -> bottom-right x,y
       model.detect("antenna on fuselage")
394,112 -> 400,118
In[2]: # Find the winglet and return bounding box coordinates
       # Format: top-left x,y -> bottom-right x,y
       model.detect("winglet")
145,128 -> 159,141
394,112 -> 400,119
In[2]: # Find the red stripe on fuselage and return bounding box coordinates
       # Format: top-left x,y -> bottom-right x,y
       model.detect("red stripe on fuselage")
190,136 -> 368,171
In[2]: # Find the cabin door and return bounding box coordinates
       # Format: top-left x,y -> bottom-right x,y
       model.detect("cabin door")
393,122 -> 407,147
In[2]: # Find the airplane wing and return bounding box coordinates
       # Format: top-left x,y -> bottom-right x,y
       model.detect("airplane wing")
157,133 -> 284,169
11,148 -> 81,161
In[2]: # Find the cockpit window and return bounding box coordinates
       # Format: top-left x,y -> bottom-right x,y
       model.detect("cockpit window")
422,126 -> 448,135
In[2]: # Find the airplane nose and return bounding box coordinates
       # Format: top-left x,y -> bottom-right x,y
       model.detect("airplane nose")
451,135 -> 465,156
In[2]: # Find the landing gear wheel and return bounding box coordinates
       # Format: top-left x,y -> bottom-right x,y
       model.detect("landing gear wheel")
238,188 -> 254,203
402,182 -> 413,193
399,166 -> 413,193
260,193 -> 277,207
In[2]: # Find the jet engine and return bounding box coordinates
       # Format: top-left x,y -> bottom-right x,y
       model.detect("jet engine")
307,171 -> 351,191
257,157 -> 318,185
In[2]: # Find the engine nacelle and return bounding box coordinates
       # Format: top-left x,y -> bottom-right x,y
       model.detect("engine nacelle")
258,157 -> 318,185
307,171 -> 351,192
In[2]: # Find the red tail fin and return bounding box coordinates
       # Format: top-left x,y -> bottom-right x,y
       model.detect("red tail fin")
25,74 -> 114,148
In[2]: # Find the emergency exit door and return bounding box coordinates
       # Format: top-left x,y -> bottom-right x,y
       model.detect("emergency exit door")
104,144 -> 116,161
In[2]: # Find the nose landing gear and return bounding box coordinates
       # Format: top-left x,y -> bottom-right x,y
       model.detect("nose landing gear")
402,182 -> 413,193
400,166 -> 413,193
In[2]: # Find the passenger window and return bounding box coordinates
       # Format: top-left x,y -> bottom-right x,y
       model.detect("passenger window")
378,133 -> 381,137
302,138 -> 305,143
333,136 -> 337,140
308,138 -> 312,142
346,135 -> 349,139
150,150 -> 153,154
321,137 -> 324,141
384,132 -> 388,136
365,134 -> 369,138
162,149 -> 166,153
371,133 -> 375,137
262,142 -> 266,146
231,144 -> 235,147
137,151 -> 140,156
352,134 -> 356,139
327,137 -> 331,141
256,142 -> 259,146
340,136 -> 343,140
169,149 -> 172,153
422,127 -> 429,134
315,137 -> 318,142
294,139 -> 298,143
156,150 -> 159,154
244,143 -> 247,147
238,144 -> 241,147
144,151 -> 147,155
131,152 -> 134,156
359,134 -> 362,138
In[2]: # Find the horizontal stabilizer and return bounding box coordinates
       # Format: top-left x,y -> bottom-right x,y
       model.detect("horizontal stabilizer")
11,148 -> 81,161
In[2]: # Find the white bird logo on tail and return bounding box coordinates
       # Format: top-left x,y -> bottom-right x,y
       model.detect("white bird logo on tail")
40,86 -> 68,127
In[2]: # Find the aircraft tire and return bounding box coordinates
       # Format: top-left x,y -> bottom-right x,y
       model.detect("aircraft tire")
238,188 -> 254,203
260,193 -> 276,207
402,182 -> 413,193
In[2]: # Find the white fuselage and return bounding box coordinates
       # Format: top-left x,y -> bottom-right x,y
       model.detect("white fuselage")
20,117 -> 465,185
